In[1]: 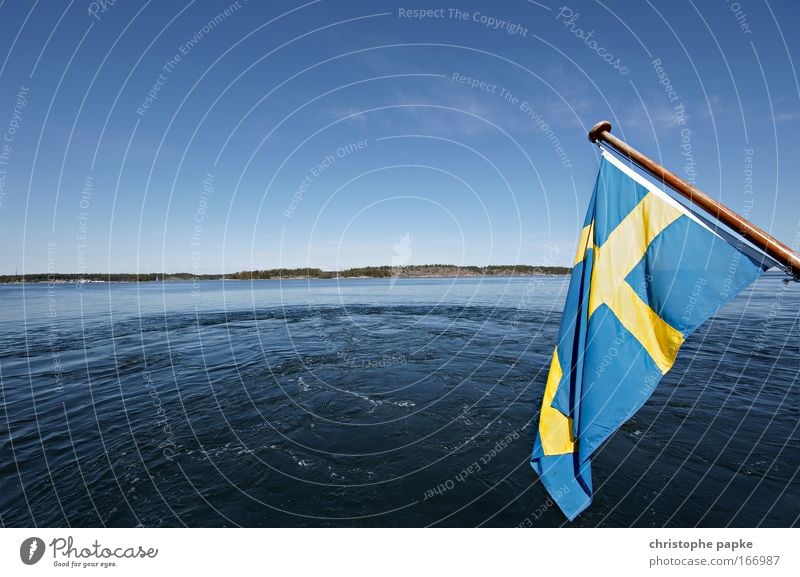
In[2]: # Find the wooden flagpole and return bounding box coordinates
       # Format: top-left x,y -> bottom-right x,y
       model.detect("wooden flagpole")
588,121 -> 800,279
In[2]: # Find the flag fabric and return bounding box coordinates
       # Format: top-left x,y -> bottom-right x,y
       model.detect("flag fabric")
530,147 -> 772,521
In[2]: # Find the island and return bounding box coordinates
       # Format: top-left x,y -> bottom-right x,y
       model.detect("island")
0,265 -> 571,284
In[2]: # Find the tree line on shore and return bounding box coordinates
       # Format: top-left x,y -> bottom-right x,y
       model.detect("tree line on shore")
0,264 -> 571,283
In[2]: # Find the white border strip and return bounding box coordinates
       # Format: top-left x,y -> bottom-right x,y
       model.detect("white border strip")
1,528 -> 798,575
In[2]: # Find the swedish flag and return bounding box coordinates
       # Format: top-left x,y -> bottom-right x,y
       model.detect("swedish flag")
531,148 -> 772,520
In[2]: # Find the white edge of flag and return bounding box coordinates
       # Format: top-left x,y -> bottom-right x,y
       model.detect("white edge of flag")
599,145 -> 780,270
600,145 -> 718,236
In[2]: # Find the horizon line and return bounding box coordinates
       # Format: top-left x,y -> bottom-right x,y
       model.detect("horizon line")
0,263 -> 572,277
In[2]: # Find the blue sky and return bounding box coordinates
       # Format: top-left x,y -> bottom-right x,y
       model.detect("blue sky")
0,0 -> 798,273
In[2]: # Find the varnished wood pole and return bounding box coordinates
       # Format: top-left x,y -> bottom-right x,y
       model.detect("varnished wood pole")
588,120 -> 800,279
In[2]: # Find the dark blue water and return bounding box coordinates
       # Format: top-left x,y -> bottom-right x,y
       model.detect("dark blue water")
0,276 -> 798,527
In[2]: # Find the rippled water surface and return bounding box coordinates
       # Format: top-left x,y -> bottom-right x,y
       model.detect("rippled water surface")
1,276 -> 798,527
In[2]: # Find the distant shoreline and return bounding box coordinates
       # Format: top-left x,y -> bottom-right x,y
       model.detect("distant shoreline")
0,265 -> 572,284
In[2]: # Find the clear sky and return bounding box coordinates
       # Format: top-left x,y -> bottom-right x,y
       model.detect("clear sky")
0,0 -> 798,274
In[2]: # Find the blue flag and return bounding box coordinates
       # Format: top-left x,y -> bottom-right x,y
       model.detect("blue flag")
530,148 -> 772,520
